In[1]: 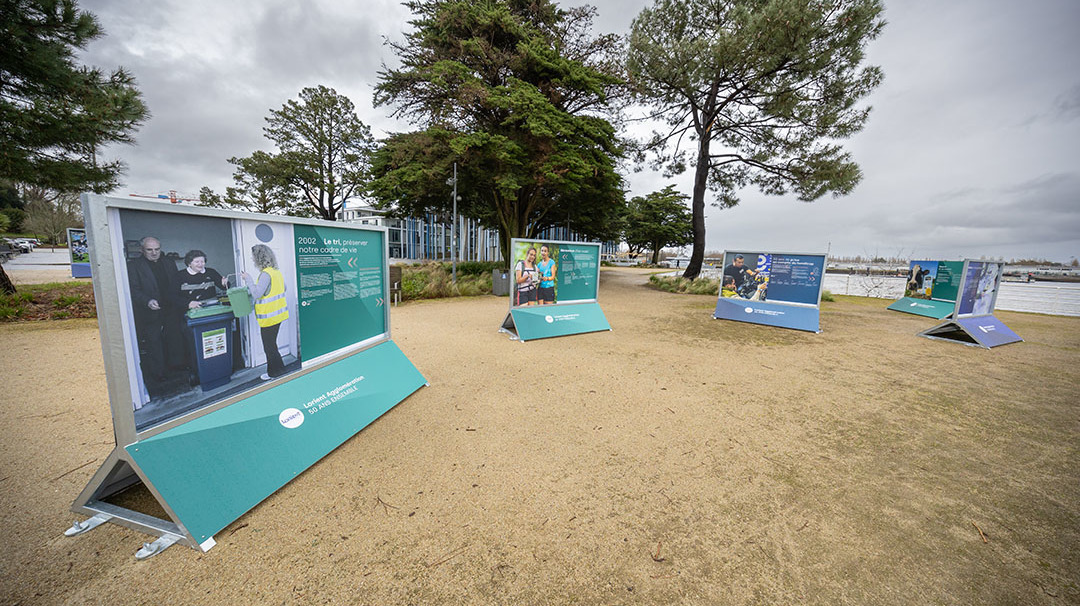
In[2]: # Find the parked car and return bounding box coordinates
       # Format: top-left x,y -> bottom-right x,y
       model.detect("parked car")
13,238 -> 36,252
1,238 -> 24,256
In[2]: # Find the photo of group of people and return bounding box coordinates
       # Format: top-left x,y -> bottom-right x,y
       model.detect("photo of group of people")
721,253 -> 770,301
115,209 -> 302,431
512,241 -> 560,307
957,261 -> 1003,317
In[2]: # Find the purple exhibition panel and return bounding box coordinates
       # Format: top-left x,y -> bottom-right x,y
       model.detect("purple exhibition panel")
955,316 -> 1023,348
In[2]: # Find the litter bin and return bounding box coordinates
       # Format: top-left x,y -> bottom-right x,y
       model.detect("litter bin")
186,305 -> 235,391
492,268 -> 511,296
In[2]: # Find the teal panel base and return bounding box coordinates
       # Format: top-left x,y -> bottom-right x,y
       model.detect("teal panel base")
502,303 -> 611,342
887,297 -> 955,319
127,340 -> 425,544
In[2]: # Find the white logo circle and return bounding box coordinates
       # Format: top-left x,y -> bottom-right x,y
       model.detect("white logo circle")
279,408 -> 305,429
744,307 -> 754,314
545,315 -> 554,323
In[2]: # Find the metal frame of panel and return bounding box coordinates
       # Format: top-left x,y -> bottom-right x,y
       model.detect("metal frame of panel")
70,194 -> 394,555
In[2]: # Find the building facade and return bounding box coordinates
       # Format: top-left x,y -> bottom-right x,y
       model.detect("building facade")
339,202 -> 617,262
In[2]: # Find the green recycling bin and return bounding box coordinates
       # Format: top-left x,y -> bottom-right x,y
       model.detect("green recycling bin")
224,274 -> 253,318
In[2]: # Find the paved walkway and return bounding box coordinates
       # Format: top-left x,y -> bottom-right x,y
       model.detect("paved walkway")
1,248 -> 80,284
1,247 -> 72,270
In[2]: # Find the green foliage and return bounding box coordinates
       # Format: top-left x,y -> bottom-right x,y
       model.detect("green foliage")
0,212 -> 9,232
0,207 -> 26,232
628,0 -> 885,278
821,290 -> 835,302
198,151 -> 310,217
400,263 -> 493,300
263,86 -> 374,220
370,0 -> 628,262
0,182 -> 22,209
54,294 -> 80,307
0,304 -> 20,319
624,185 -> 693,264
0,0 -> 149,192
648,273 -> 720,295
451,260 -> 502,276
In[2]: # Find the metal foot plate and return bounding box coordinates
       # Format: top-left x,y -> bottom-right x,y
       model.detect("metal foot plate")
135,533 -> 183,560
64,513 -> 112,537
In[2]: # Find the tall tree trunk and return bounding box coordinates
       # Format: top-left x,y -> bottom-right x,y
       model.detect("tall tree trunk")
0,265 -> 16,295
682,135 -> 711,280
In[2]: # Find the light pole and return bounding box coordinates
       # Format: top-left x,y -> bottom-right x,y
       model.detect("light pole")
447,163 -> 459,284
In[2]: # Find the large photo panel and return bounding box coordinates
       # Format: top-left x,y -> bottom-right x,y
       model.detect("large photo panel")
76,195 -> 425,553
714,250 -> 826,333
510,239 -> 600,308
956,261 -> 1004,317
719,251 -> 824,306
904,260 -> 938,299
108,205 -> 388,433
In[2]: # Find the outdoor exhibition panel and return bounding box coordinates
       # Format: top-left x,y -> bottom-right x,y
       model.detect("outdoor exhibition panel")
713,251 -> 826,332
500,238 -> 611,341
887,260 -> 964,319
919,260 -> 1023,348
67,227 -> 91,278
67,194 -> 426,558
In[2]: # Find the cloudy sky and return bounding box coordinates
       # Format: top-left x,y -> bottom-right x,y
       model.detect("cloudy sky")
79,0 -> 1080,262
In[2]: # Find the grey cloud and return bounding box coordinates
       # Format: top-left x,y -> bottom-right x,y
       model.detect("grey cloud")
1053,84 -> 1080,122
252,0 -> 399,86
72,0 -> 1080,263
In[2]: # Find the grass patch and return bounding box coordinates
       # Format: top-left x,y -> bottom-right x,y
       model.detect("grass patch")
648,274 -> 720,296
400,263 -> 493,301
0,282 -> 96,322
821,290 -> 835,302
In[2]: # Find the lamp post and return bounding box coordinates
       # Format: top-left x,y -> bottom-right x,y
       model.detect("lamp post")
447,163 -> 459,284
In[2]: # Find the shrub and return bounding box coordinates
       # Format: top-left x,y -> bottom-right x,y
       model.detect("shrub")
401,262 -> 494,300
648,274 -> 719,295
820,290 -> 835,302
454,260 -> 502,276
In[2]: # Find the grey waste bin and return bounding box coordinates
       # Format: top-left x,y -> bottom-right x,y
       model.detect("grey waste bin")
492,268 -> 510,296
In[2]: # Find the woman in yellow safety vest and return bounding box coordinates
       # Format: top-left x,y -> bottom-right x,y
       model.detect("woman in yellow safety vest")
243,244 -> 289,380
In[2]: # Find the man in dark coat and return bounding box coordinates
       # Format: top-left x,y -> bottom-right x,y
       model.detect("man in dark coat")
128,236 -> 179,397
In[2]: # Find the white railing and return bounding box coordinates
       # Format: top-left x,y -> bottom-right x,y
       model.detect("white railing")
822,274 -> 1080,317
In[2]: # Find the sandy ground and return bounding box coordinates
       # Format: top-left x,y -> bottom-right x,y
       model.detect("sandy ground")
1,267 -> 1078,605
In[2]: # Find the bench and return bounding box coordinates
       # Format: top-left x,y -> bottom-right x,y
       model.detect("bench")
388,265 -> 402,306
